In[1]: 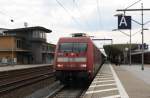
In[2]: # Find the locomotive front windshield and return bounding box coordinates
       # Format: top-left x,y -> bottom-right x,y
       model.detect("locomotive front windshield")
59,43 -> 87,53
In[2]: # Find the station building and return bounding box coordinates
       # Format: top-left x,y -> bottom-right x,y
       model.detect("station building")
0,26 -> 55,65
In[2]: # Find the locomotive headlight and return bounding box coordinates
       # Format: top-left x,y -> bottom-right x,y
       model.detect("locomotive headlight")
57,64 -> 63,67
88,70 -> 92,73
80,64 -> 87,67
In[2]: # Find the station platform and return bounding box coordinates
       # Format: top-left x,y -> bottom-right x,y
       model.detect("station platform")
84,64 -> 150,98
0,64 -> 52,72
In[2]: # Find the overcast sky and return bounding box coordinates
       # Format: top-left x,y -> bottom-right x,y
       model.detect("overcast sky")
1,0 -> 150,48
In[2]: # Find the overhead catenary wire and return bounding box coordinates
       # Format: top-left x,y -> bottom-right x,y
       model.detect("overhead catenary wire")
118,30 -> 130,37
73,0 -> 90,29
131,29 -> 142,36
0,9 -> 14,22
116,29 -> 141,37
73,0 -> 75,4
0,11 -> 7,16
55,0 -> 82,27
125,0 -> 142,10
96,0 -> 101,30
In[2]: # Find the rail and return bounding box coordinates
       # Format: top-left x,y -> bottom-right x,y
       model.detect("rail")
0,66 -> 55,95
49,85 -> 87,98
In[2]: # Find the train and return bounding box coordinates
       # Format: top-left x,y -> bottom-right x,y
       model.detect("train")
54,33 -> 104,84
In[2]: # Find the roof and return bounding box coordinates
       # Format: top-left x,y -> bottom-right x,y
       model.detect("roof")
0,28 -> 9,30
4,26 -> 52,33
131,50 -> 150,55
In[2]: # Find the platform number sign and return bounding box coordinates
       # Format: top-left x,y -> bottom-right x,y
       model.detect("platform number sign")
118,15 -> 131,29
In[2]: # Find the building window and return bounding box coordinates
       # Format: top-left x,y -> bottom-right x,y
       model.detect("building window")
17,39 -> 21,48
33,30 -> 46,39
5,32 -> 16,36
33,31 -> 39,38
43,33 -> 46,39
42,45 -> 46,51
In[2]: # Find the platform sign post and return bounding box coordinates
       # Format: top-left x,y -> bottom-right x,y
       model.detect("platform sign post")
117,15 -> 132,66
116,3 -> 150,70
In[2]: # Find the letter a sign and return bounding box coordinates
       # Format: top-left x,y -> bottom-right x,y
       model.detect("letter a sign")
118,15 -> 131,29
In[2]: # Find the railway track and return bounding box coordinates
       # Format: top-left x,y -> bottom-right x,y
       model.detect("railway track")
49,85 -> 87,98
0,69 -> 52,85
0,66 -> 52,81
0,65 -> 55,96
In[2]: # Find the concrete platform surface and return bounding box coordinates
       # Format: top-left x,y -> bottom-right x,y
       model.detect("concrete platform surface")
0,64 -> 52,72
84,64 -> 128,98
113,64 -> 150,98
84,64 -> 150,98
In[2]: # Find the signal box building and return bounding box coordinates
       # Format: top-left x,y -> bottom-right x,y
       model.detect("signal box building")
0,26 -> 55,64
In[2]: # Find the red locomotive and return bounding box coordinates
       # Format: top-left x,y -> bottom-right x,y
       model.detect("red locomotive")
54,33 -> 104,84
